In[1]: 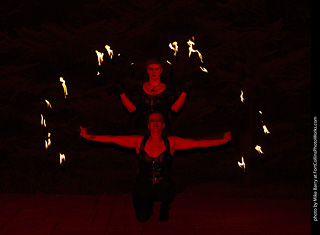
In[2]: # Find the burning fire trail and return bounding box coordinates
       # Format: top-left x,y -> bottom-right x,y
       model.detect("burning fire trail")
200,66 -> 208,73
105,45 -> 113,59
169,41 -> 178,56
240,90 -> 245,103
238,156 -> 246,172
60,153 -> 66,165
41,114 -> 46,127
255,145 -> 264,154
95,50 -> 104,66
60,77 -> 68,99
45,99 -> 52,109
45,132 -> 51,150
187,38 -> 204,63
262,124 -> 270,134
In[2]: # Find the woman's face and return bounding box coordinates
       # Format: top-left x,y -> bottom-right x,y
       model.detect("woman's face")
148,113 -> 165,133
147,64 -> 163,81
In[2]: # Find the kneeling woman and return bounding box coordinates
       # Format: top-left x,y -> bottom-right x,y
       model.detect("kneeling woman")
80,112 -> 231,222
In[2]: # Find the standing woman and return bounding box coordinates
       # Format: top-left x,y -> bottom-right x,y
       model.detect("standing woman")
80,112 -> 231,222
118,58 -> 191,130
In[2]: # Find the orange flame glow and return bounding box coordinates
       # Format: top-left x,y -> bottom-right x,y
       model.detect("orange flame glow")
95,50 -> 104,66
45,133 -> 51,150
238,156 -> 246,171
262,125 -> 270,134
187,38 -> 204,63
169,41 -> 178,56
200,66 -> 208,73
45,99 -> 52,109
105,45 -> 113,59
255,145 -> 264,154
240,90 -> 245,103
60,153 -> 66,165
60,77 -> 68,99
41,114 -> 46,127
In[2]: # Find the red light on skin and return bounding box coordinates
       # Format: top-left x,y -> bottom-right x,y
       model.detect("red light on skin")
147,64 -> 163,81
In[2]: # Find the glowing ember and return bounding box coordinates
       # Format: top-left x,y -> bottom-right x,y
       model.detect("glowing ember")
259,110 -> 263,114
105,45 -> 113,59
41,114 -> 46,127
238,156 -> 246,171
240,90 -> 245,103
187,38 -> 204,63
60,77 -> 68,99
255,145 -> 264,154
97,71 -> 100,76
95,50 -> 104,66
262,124 -> 270,134
167,60 -> 172,65
45,99 -> 52,109
169,41 -> 178,56
60,153 -> 66,165
200,66 -> 208,73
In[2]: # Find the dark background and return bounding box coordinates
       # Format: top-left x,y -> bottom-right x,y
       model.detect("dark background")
0,0 -> 311,199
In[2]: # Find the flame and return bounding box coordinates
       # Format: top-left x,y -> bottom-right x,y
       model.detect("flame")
240,90 -> 245,103
187,38 -> 204,63
60,153 -> 66,165
97,71 -> 100,76
95,50 -> 104,66
262,124 -> 270,134
259,110 -> 263,114
60,77 -> 68,99
238,156 -> 246,171
200,66 -> 208,73
169,41 -> 178,56
255,145 -> 264,154
41,114 -> 46,127
45,133 -> 51,150
167,60 -> 172,65
45,99 -> 52,109
105,45 -> 113,59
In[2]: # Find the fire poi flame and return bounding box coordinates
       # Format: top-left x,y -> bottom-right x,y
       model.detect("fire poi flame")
187,38 -> 204,63
45,133 -> 51,150
262,124 -> 270,134
60,153 -> 66,165
41,114 -> 46,127
105,45 -> 113,59
200,66 -> 208,73
255,145 -> 264,154
238,156 -> 246,171
95,50 -> 104,66
240,90 -> 245,103
59,77 -> 68,99
45,99 -> 52,109
169,41 -> 178,56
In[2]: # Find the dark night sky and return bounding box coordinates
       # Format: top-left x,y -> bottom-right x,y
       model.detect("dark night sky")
0,0 -> 312,197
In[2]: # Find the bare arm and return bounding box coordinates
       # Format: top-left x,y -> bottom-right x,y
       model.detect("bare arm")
171,92 -> 187,112
80,126 -> 142,152
168,131 -> 231,154
120,93 -> 137,113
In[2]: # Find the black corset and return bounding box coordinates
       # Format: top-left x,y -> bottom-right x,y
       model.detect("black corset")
137,136 -> 172,185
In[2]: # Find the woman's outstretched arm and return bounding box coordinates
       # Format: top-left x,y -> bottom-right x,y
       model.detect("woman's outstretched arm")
80,126 -> 143,152
168,131 -> 231,154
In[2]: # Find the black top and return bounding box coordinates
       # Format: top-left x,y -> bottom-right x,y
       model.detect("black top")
137,136 -> 172,185
129,83 -> 178,128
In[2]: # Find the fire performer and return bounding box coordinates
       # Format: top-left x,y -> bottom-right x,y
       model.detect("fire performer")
116,58 -> 191,130
80,112 -> 231,222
